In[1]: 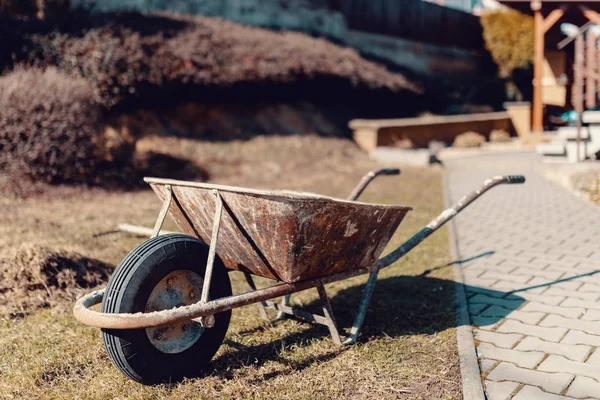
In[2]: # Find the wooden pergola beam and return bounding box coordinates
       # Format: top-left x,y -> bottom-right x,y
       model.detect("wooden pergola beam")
543,6 -> 568,33
532,0 -> 544,134
531,1 -> 569,134
580,4 -> 600,23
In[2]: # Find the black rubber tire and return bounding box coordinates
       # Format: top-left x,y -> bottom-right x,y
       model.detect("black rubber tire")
101,234 -> 232,384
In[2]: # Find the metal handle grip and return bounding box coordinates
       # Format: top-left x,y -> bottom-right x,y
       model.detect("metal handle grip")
506,175 -> 525,184
379,168 -> 400,176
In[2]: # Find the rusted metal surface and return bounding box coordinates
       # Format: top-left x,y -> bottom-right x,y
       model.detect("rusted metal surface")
145,270 -> 205,353
147,177 -> 411,283
73,267 -> 369,329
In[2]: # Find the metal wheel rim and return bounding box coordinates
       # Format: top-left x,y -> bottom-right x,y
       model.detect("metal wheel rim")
145,270 -> 205,354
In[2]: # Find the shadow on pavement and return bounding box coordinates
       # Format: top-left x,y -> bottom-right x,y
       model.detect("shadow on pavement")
199,252 -> 600,384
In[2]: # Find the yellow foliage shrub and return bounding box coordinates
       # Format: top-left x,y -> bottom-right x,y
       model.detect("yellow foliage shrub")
480,9 -> 534,77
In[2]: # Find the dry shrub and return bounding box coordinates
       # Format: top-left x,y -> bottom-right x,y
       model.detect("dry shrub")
0,67 -> 105,183
481,9 -> 534,77
0,244 -> 113,317
489,129 -> 511,142
453,131 -> 486,148
0,67 -> 141,195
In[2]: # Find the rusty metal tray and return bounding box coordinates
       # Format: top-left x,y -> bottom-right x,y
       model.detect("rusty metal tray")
147,178 -> 412,283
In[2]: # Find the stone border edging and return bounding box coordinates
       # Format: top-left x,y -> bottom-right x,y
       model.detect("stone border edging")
442,169 -> 486,400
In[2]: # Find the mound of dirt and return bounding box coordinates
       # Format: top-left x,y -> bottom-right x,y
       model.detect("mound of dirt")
1,10 -> 419,110
0,244 -> 113,317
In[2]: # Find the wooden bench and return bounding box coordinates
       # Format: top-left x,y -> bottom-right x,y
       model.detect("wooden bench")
349,111 -> 512,151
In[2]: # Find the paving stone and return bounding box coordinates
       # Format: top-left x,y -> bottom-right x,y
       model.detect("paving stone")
567,376 -> 600,399
492,281 -> 531,292
507,291 -> 564,306
579,283 -> 600,293
526,259 -> 551,268
466,277 -> 500,288
446,153 -> 600,394
522,272 -> 564,284
580,309 -> 600,321
469,294 -> 524,308
561,255 -> 597,265
540,315 -> 600,335
542,288 -> 599,301
562,330 -> 600,347
585,349 -> 600,366
468,303 -> 489,315
531,279 -> 583,291
545,265 -> 591,275
484,380 -> 519,400
538,355 -> 600,380
512,385 -> 572,399
473,330 -> 523,349
479,305 -> 545,325
496,320 -> 568,342
514,336 -> 591,362
472,315 -> 502,330
486,362 -> 573,393
479,359 -> 497,374
481,271 -> 532,284
562,298 -> 600,311
520,301 -> 584,319
477,342 -> 544,368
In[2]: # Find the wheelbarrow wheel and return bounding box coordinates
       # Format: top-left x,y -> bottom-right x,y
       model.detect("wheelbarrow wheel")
101,234 -> 232,384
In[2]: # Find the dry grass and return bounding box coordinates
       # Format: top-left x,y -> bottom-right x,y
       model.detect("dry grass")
0,136 -> 460,399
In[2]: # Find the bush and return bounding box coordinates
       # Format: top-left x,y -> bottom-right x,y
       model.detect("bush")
489,129 -> 511,142
0,67 -> 106,185
453,131 -> 486,148
480,9 -> 534,77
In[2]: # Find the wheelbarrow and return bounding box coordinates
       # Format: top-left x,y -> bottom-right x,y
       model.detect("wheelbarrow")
73,169 -> 525,384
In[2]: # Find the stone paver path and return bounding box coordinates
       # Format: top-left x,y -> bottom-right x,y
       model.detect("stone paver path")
445,153 -> 600,399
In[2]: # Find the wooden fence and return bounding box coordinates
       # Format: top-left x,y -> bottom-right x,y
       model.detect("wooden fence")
338,0 -> 484,50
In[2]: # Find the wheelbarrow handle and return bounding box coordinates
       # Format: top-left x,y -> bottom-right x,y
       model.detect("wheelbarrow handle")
347,168 -> 401,201
375,174 -> 525,270
506,175 -> 526,184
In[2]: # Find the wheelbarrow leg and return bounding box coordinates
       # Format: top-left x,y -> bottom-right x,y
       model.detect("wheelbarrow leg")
343,267 -> 381,345
275,294 -> 291,320
243,272 -> 271,322
316,280 -> 343,345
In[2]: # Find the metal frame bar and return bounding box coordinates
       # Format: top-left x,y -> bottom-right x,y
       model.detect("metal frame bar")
151,185 -> 172,238
194,190 -> 224,328
74,174 -> 525,344
243,272 -> 270,322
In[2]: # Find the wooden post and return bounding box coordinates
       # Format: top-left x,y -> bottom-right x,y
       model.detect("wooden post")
532,1 -> 544,134
575,34 -> 584,162
587,30 -> 597,109
597,36 -> 600,104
